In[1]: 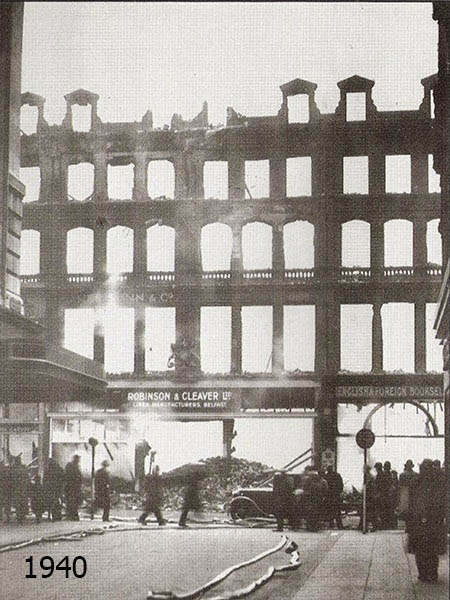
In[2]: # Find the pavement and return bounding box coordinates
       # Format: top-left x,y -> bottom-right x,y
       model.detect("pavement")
0,513 -> 447,600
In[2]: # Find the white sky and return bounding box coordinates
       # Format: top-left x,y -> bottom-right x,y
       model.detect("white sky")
22,2 -> 437,127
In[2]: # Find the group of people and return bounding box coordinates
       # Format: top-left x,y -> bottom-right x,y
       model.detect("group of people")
272,465 -> 344,533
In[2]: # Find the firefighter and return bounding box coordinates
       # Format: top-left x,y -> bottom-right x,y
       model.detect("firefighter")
30,474 -> 45,524
43,458 -> 64,521
272,470 -> 293,532
64,454 -> 82,520
10,456 -> 30,523
138,465 -> 166,526
178,472 -> 202,528
324,465 -> 344,529
92,460 -> 111,522
0,460 -> 11,522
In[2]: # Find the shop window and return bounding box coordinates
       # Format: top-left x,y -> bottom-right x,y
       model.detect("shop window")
384,219 -> 413,267
341,220 -> 370,268
64,308 -> 95,359
20,229 -> 40,275
241,306 -> 273,373
288,95 -> 309,123
286,157 -> 312,197
107,225 -> 133,274
426,303 -> 442,372
20,167 -> 40,203
343,156 -> 368,194
147,160 -> 174,199
346,92 -> 366,121
72,104 -> 91,132
66,227 -> 93,273
385,155 -> 411,193
201,223 -> 232,271
428,154 -> 440,193
284,305 -> 315,371
68,162 -> 94,201
20,104 -> 38,135
200,306 -> 231,373
147,224 -> 175,272
340,304 -> 372,372
283,220 -> 314,269
242,222 -> 272,270
145,307 -> 176,372
382,303 -> 415,372
107,164 -> 134,200
426,219 -> 442,266
104,307 -> 134,374
204,161 -> 228,200
245,160 -> 270,199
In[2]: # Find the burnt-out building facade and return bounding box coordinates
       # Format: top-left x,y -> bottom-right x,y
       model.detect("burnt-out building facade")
19,74 -> 445,479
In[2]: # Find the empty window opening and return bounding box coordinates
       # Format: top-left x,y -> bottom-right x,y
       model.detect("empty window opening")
286,157 -> 312,197
145,307 -> 176,372
241,306 -> 273,373
201,223 -> 232,271
20,229 -> 40,275
147,160 -> 175,199
346,92 -> 366,121
341,220 -> 370,268
428,154 -> 440,193
104,307 -> 134,374
72,104 -> 91,132
64,308 -> 95,360
384,219 -> 413,267
284,305 -> 315,371
288,94 -> 309,124
107,225 -> 133,274
427,219 -> 442,266
66,227 -> 93,274
242,222 -> 272,270
382,303 -> 415,372
20,105 -> 38,135
283,220 -> 314,269
343,156 -> 368,194
201,306 -> 231,374
107,164 -> 134,200
68,162 -> 94,201
426,303 -> 442,372
204,161 -> 228,200
20,167 -> 40,203
385,155 -> 411,193
147,224 -> 175,272
340,304 -> 372,372
245,160 -> 270,199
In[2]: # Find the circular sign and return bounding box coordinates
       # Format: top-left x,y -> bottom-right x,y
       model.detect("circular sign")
356,428 -> 375,449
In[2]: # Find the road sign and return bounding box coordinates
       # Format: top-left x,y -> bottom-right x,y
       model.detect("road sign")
356,428 -> 375,449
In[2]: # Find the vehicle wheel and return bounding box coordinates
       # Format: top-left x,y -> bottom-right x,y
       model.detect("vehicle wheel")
230,498 -> 251,520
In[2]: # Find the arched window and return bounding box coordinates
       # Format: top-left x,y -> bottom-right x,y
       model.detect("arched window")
283,220 -> 314,269
147,160 -> 175,199
68,163 -> 94,201
242,222 -> 272,270
201,223 -> 232,271
384,219 -> 413,267
66,227 -> 93,273
20,229 -> 40,275
427,219 -> 442,266
147,224 -> 175,272
107,225 -> 133,274
341,220 -> 370,268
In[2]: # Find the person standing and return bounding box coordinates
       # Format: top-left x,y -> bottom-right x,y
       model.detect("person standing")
138,465 -> 166,526
409,459 -> 446,582
324,465 -> 344,529
92,460 -> 111,522
398,459 -> 418,551
43,458 -> 64,521
10,456 -> 30,523
64,454 -> 82,520
30,474 -> 45,524
178,472 -> 202,528
0,461 -> 11,522
382,461 -> 397,529
272,470 -> 293,532
304,468 -> 328,532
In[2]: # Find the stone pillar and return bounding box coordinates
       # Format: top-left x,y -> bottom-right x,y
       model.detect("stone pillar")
327,219 -> 341,277
372,302 -> 383,372
133,224 -> 147,274
415,302 -> 426,373
313,385 -> 338,471
134,304 -> 146,375
133,152 -> 148,201
222,419 -> 236,459
38,154 -> 54,203
93,226 -> 107,277
93,316 -> 105,365
371,219 -> 384,278
231,225 -> 243,283
93,153 -> 108,202
315,301 -> 327,374
228,157 -> 245,200
175,302 -> 201,373
411,154 -> 428,195
269,157 -> 286,199
369,153 -> 385,195
413,216 -> 428,276
314,216 -> 326,277
231,305 -> 242,375
272,224 -> 284,281
327,297 -> 341,373
45,295 -> 64,346
173,156 -> 187,200
272,298 -> 283,375
175,206 -> 201,284
37,402 -> 49,479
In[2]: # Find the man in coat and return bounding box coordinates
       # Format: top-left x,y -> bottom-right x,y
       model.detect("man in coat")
92,460 -> 111,522
398,459 -> 418,551
64,454 -> 82,520
0,461 -> 11,522
10,456 -> 30,523
272,470 -> 293,532
178,472 -> 202,528
138,465 -> 166,526
43,458 -> 64,521
324,465 -> 344,529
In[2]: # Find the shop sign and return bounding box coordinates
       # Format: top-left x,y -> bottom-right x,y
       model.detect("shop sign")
123,389 -> 241,413
336,384 -> 442,400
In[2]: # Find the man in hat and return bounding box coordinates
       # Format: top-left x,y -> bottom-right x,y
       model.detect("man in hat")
92,460 -> 111,522
272,470 -> 293,532
64,454 -> 82,520
398,459 -> 418,550
138,465 -> 166,526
